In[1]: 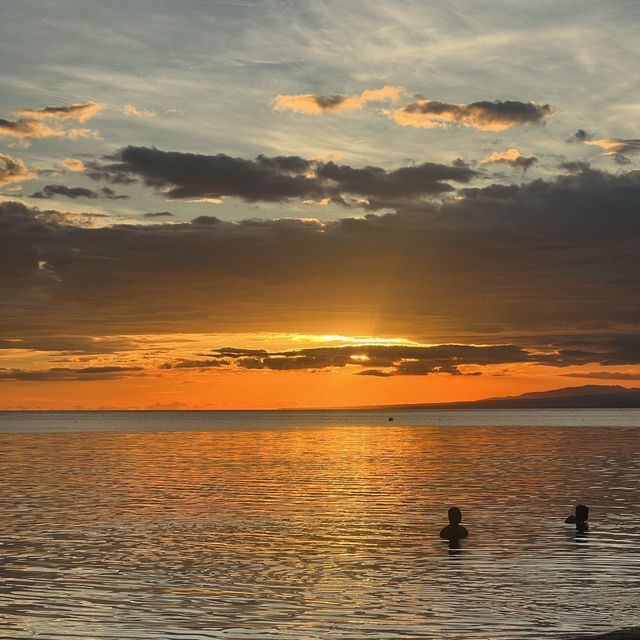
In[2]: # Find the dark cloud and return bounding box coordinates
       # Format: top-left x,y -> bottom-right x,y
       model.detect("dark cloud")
0,165 -> 638,345
96,146 -> 477,207
389,99 -> 554,130
30,184 -> 128,200
218,343 -> 530,371
161,358 -> 230,369
356,369 -> 394,377
560,160 -> 592,173
0,335 -> 137,354
0,365 -> 142,382
144,211 -> 174,218
84,160 -> 138,185
570,129 -> 593,142
560,371 -> 640,381
168,338 -> 640,376
191,215 -> 221,225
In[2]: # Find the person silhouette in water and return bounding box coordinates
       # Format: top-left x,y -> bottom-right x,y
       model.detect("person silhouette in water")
440,507 -> 469,540
565,504 -> 589,532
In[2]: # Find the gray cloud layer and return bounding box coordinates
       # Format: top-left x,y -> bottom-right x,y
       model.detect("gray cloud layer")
90,146 -> 477,207
1,165 -> 638,345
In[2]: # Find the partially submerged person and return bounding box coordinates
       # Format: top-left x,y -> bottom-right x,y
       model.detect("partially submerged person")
565,504 -> 589,532
440,506 -> 469,540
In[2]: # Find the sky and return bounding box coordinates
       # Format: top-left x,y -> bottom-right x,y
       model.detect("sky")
1,0 -> 639,409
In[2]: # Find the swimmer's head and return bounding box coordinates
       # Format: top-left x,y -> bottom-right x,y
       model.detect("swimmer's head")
576,504 -> 589,522
448,506 -> 462,525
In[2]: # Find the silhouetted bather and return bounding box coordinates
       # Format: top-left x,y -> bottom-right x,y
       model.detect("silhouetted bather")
565,504 -> 589,532
439,506 -> 469,540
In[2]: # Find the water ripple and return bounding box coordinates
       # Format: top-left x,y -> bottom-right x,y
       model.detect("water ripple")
0,420 -> 639,638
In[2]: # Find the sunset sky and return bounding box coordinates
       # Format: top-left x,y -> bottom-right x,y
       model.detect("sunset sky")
1,0 -> 639,409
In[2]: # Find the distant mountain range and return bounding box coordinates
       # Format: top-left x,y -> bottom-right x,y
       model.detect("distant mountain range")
373,385 -> 640,410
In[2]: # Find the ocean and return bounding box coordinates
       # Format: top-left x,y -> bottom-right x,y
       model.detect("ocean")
1,409 -> 639,639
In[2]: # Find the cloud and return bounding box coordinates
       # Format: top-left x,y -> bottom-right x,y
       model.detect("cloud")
388,99 -> 554,131
66,128 -> 102,140
356,369 -> 394,377
571,130 -> 640,163
216,343 -> 529,375
570,129 -> 593,142
585,138 -> 640,163
60,158 -> 86,172
0,365 -> 142,382
0,153 -> 36,187
0,118 -> 67,140
160,358 -> 230,369
84,159 -> 137,184
164,338 -> 640,376
0,366 -> 143,382
0,165 -> 638,344
97,146 -> 476,207
123,104 -> 156,118
0,103 -> 104,140
560,371 -> 640,381
481,148 -> 538,169
274,86 -> 403,114
13,102 -> 105,123
144,211 -> 174,218
0,335 -> 137,354
30,184 -> 128,200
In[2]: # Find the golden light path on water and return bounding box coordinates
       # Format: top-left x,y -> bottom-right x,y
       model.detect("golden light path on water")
0,412 -> 639,638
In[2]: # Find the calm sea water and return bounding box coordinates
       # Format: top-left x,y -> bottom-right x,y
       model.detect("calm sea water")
0,410 -> 639,639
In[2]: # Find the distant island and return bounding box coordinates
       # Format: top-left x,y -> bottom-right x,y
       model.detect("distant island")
369,385 -> 640,410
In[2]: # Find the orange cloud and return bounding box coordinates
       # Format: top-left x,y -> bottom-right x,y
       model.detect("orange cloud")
66,128 -> 102,140
481,148 -> 537,169
584,138 -> 640,156
0,118 -> 66,139
13,102 -> 105,123
274,85 -> 403,114
0,102 -> 104,140
388,99 -> 554,131
60,158 -> 86,172
123,104 -> 156,118
0,153 -> 36,187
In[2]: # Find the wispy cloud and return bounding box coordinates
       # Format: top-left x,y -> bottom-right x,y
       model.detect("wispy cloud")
123,103 -> 156,118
